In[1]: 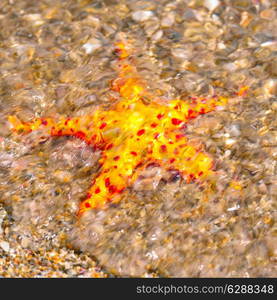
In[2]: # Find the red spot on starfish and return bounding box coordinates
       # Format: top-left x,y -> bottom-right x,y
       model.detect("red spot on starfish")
137,129 -> 145,136
95,187 -> 101,194
171,118 -> 182,125
99,122 -> 107,129
157,113 -> 163,120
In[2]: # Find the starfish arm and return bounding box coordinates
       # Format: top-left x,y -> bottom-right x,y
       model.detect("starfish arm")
8,115 -> 104,146
167,96 -> 227,123
78,147 -> 144,215
112,40 -> 153,104
148,129 -> 213,183
8,115 -> 50,133
165,147 -> 214,182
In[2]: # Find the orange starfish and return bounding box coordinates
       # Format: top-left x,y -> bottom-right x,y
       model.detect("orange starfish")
9,40 -> 228,216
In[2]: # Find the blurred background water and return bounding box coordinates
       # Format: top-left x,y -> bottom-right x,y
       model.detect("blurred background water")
0,0 -> 276,277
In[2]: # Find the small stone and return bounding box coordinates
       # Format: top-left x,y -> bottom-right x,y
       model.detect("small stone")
217,42 -> 226,50
132,10 -> 154,22
264,79 -> 276,97
224,150 -> 231,157
260,9 -> 276,20
161,12 -> 175,28
270,179 -> 277,196
21,237 -> 31,248
23,14 -> 44,26
171,48 -> 192,60
227,204 -> 240,212
0,241 -> 10,252
229,124 -> 241,137
240,11 -> 253,27
59,70 -> 77,83
144,19 -> 160,36
82,39 -> 102,54
84,16 -> 100,28
261,41 -> 277,51
204,0 -> 220,11
152,30 -> 163,41
195,116 -> 222,134
258,182 -> 267,194
223,62 -> 237,72
0,152 -> 14,168
272,102 -> 277,111
234,58 -> 252,69
182,9 -> 197,21
53,170 -> 73,183
225,138 -> 236,147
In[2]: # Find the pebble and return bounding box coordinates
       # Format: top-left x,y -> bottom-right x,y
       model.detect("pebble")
240,11 -> 253,28
84,16 -> 100,28
53,170 -> 73,183
0,241 -> 10,252
234,58 -> 252,69
21,237 -> 31,248
182,9 -> 197,21
171,48 -> 192,60
23,13 -> 44,26
224,150 -> 232,158
152,30 -> 163,41
261,40 -> 277,51
272,102 -> 277,111
161,12 -> 175,28
204,0 -> 220,11
264,79 -> 276,97
0,152 -> 14,168
82,39 -> 102,54
132,10 -> 154,22
217,42 -> 226,50
225,138 -> 236,147
229,124 -> 241,137
227,204 -> 240,212
260,9 -> 276,20
223,62 -> 237,72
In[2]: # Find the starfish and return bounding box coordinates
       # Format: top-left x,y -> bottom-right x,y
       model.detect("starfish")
9,40 -> 228,216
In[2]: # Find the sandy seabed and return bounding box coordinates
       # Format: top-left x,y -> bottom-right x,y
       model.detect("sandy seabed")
0,0 -> 276,277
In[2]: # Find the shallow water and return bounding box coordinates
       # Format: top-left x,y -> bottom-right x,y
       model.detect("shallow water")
0,0 -> 276,277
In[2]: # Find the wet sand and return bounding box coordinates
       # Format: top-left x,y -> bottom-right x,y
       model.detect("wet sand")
0,0 -> 276,277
